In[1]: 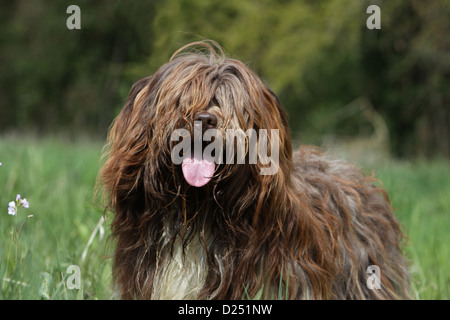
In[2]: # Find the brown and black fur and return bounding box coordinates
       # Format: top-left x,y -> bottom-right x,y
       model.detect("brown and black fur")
98,41 -> 410,299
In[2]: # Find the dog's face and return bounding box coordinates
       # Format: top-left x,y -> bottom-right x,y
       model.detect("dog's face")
102,42 -> 293,213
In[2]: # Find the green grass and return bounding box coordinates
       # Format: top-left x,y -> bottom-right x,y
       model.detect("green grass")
0,137 -> 449,299
0,136 -> 112,299
373,160 -> 450,299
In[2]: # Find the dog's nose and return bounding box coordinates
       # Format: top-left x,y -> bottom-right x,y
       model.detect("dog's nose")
194,112 -> 218,130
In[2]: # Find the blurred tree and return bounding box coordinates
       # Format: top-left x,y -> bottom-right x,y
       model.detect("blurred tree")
362,1 -> 450,158
0,0 -> 156,137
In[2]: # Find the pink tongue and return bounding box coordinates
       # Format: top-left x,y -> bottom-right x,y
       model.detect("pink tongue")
182,157 -> 215,187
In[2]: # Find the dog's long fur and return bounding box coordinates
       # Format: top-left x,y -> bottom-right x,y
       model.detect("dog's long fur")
99,41 -> 410,299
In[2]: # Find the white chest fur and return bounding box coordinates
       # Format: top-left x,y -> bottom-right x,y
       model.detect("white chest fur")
151,233 -> 210,299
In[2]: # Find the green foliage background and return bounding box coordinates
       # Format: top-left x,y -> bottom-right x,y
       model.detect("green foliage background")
1,0 -> 449,158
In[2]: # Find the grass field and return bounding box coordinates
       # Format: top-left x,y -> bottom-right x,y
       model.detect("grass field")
0,136 -> 449,299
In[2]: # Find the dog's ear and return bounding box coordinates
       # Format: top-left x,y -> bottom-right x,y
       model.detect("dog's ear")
114,76 -> 153,133
266,88 -> 289,129
263,86 -> 292,157
100,76 -> 154,209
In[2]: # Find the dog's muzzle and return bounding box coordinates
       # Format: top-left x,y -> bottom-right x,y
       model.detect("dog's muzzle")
181,112 -> 217,187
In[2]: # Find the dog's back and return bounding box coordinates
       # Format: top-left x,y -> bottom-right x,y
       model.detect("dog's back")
292,146 -> 410,299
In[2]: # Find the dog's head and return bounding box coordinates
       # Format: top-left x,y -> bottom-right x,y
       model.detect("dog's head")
100,41 -> 293,220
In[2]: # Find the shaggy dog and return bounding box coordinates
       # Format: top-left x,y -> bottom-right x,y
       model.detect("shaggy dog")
99,41 -> 410,299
